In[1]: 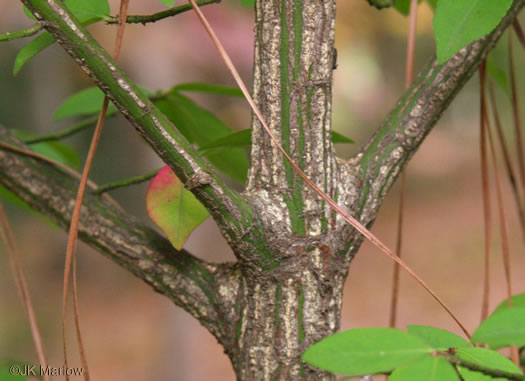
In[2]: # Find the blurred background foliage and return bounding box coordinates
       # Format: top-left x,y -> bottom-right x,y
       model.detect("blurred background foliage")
0,1 -> 524,379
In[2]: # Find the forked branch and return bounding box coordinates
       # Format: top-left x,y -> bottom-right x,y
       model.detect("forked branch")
20,0 -> 257,257
0,126 -> 236,344
355,1 -> 525,224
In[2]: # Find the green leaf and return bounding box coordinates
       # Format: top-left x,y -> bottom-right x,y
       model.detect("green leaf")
389,356 -> 459,381
492,293 -> 525,315
14,0 -> 109,75
0,131 -> 79,222
406,325 -> 471,350
173,82 -> 243,97
393,0 -> 422,16
199,129 -> 251,153
302,328 -> 432,376
456,347 -> 523,380
54,87 -> 118,120
486,56 -> 509,95
471,307 -> 525,349
331,131 -> 355,144
146,166 -> 209,250
13,32 -> 55,76
63,0 -> 110,23
23,5 -> 36,20
55,85 -> 152,120
10,130 -> 80,169
457,368 -> 495,381
31,141 -> 80,169
199,129 -> 354,153
426,0 -> 437,11
433,0 -> 513,64
240,0 -> 255,7
0,358 -> 36,380
366,0 -> 394,10
157,0 -> 176,6
154,91 -> 249,183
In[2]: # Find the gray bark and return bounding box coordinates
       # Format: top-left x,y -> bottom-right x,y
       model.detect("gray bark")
5,0 -> 525,380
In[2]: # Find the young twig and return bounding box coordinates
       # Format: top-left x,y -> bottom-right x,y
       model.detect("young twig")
188,0 -> 471,339
389,0 -> 418,330
61,1 -> 130,379
0,24 -> 42,42
104,0 -> 220,25
0,203 -> 49,381
95,168 -> 161,194
23,115 -> 101,144
0,0 -> 220,42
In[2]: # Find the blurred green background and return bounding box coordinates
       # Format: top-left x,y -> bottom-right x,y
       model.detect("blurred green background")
1,1 -> 524,379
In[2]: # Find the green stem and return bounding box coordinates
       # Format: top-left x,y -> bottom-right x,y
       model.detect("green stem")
95,168 -> 161,194
443,353 -> 525,380
104,0 -> 221,25
21,0 -> 260,261
0,24 -> 41,42
23,115 -> 100,144
1,0 -> 219,42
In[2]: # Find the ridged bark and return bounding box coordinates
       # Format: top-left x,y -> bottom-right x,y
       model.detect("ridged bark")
234,1 -> 350,378
8,0 -> 525,380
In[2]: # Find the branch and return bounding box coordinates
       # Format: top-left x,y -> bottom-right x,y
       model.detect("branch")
0,125 -> 236,343
1,1 -> 220,42
442,353 -> 525,380
23,115 -> 100,144
95,168 -> 160,194
355,1 -> 525,224
104,0 -> 221,25
0,24 -> 42,42
20,0 -> 258,257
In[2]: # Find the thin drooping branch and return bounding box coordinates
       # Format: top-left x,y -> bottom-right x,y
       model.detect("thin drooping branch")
0,126 -> 235,343
355,1 -> 525,224
0,23 -> 42,42
0,0 -> 220,42
105,0 -> 221,25
20,0 -> 258,259
95,168 -> 161,194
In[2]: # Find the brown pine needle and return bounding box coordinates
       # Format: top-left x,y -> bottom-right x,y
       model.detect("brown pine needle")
389,0 -> 418,330
0,203 -> 49,381
188,0 -> 471,339
513,21 -> 525,50
479,62 -> 492,323
484,103 -> 518,366
508,33 -> 525,201
61,1 -> 130,379
488,80 -> 525,241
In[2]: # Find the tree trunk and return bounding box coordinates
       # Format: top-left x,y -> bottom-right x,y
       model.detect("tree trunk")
232,1 -> 353,379
230,272 -> 345,380
11,0 -> 525,380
